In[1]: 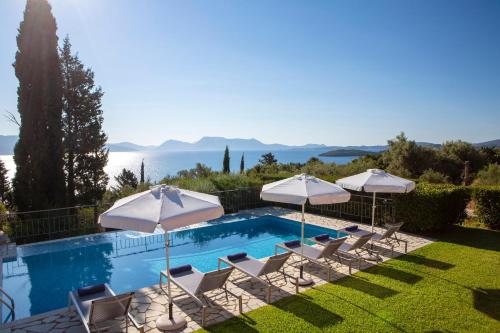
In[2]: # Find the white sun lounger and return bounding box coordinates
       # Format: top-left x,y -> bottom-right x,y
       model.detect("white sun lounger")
160,265 -> 242,327
68,283 -> 144,333
275,237 -> 349,280
218,252 -> 297,302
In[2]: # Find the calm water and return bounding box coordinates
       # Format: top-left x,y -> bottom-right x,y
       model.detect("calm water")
2,214 -> 346,320
0,150 -> 356,185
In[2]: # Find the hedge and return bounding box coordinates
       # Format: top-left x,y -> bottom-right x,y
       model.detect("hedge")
393,183 -> 470,233
473,186 -> 500,229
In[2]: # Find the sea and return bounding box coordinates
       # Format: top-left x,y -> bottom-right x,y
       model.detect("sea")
0,150 -> 357,186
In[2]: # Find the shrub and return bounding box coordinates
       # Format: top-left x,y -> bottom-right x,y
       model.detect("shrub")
419,169 -> 449,184
473,163 -> 500,186
472,186 -> 500,229
393,183 -> 470,233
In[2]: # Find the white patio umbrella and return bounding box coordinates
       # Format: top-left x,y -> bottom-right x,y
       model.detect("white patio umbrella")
336,169 -> 415,232
260,173 -> 351,285
99,184 -> 224,331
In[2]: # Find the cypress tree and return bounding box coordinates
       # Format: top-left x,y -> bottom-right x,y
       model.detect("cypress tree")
60,36 -> 109,205
140,159 -> 145,184
223,146 -> 230,173
13,0 -> 66,211
240,153 -> 245,174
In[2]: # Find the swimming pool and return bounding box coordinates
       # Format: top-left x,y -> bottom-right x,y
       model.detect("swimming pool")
2,214 -> 345,320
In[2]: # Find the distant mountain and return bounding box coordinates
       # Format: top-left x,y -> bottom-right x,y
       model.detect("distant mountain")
2,135 -> 500,155
474,139 -> 500,148
107,142 -> 155,152
0,135 -> 17,155
153,137 -> 328,152
320,149 -> 379,157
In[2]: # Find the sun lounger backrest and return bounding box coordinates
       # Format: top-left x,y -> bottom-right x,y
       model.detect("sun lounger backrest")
260,252 -> 292,276
380,222 -> 404,239
320,237 -> 348,257
349,233 -> 375,251
195,267 -> 234,294
89,292 -> 134,325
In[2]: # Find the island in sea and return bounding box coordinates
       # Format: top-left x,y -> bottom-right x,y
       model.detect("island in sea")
319,149 -> 380,157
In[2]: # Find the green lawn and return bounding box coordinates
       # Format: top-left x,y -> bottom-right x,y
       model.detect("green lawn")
197,226 -> 500,333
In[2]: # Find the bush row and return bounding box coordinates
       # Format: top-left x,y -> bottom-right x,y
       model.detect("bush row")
472,186 -> 500,229
393,183 -> 471,233
393,183 -> 500,232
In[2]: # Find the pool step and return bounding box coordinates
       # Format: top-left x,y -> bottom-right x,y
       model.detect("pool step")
0,242 -> 17,262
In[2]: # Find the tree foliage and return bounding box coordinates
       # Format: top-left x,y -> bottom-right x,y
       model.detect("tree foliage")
140,159 -> 145,184
259,152 -> 277,166
13,0 -> 66,211
223,146 -> 230,173
0,160 -> 11,206
114,169 -> 138,189
61,36 -> 108,205
240,154 -> 245,174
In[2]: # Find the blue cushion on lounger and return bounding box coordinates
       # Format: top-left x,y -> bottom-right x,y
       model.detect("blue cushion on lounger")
345,225 -> 359,232
77,284 -> 106,297
284,240 -> 300,248
314,234 -> 330,242
227,252 -> 247,261
169,264 -> 192,275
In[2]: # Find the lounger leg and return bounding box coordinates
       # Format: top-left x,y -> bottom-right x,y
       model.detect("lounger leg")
126,315 -> 129,333
202,306 -> 207,327
267,286 -> 272,303
238,296 -> 243,313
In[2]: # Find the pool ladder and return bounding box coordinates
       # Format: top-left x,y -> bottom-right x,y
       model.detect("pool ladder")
0,287 -> 15,323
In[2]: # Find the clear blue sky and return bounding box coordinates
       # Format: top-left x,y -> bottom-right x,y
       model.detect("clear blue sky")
0,0 -> 499,146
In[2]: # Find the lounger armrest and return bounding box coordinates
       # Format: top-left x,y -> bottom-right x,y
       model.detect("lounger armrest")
104,283 -> 116,297
68,291 -> 91,333
128,312 -> 145,333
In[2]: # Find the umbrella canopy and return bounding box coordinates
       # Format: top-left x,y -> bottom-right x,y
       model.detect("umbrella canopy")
336,169 -> 415,234
98,184 -> 224,331
336,169 -> 415,193
261,173 -> 351,205
260,173 -> 350,285
99,185 -> 224,232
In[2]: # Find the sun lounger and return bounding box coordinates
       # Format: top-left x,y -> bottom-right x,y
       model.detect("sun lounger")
311,232 -> 379,267
339,223 -> 408,256
218,251 -> 297,302
275,237 -> 348,280
68,283 -> 144,333
160,265 -> 242,327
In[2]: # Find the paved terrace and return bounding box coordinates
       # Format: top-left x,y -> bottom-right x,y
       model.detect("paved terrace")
0,207 -> 433,333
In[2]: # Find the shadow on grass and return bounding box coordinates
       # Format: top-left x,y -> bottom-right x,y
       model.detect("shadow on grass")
473,288 -> 500,321
337,275 -> 399,299
314,287 -> 407,332
203,294 -> 343,332
273,293 -> 344,328
439,226 -> 500,252
396,253 -> 454,270
203,314 -> 260,333
366,265 -> 423,284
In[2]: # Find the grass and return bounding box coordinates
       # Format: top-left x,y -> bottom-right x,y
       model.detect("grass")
196,226 -> 500,333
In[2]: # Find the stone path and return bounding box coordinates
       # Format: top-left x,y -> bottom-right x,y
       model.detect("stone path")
0,207 -> 433,333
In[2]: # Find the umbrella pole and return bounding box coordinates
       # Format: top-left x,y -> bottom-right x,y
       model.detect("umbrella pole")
371,192 -> 376,232
156,232 -> 187,331
297,203 -> 313,286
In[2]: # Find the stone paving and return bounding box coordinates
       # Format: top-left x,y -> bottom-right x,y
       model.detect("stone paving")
0,207 -> 433,333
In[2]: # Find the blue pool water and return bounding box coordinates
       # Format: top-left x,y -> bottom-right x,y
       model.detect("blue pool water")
2,214 -> 345,320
